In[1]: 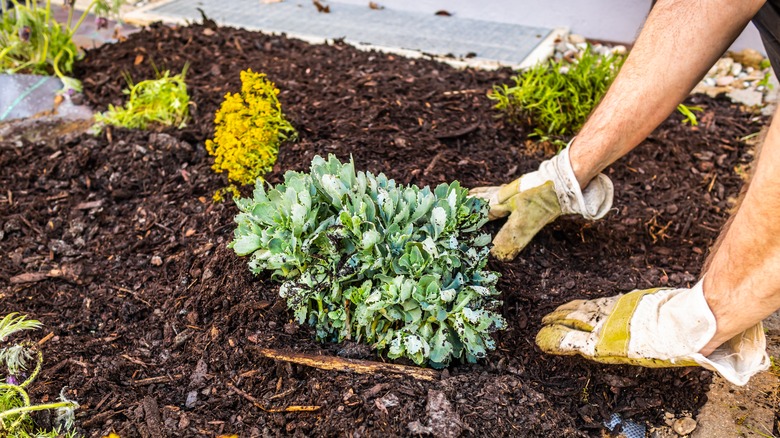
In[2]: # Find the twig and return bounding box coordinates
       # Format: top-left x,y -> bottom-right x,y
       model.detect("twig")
254,347 -> 440,381
108,285 -> 152,306
121,354 -> 150,368
133,374 -> 183,386
37,332 -> 54,346
226,382 -> 321,413
423,151 -> 444,175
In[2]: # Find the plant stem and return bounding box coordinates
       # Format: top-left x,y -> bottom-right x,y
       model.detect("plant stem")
19,347 -> 43,389
0,383 -> 31,432
0,401 -> 77,424
69,0 -> 99,36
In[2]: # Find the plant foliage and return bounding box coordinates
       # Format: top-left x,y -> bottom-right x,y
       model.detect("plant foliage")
490,46 -> 625,142
93,65 -> 190,131
206,69 -> 297,201
0,313 -> 78,438
0,0 -> 124,92
231,155 -> 505,367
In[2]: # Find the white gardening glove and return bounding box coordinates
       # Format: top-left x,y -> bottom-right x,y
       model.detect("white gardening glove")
469,142 -> 614,260
536,279 -> 770,386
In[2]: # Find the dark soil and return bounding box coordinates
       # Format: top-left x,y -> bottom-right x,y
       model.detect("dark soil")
0,21 -> 765,437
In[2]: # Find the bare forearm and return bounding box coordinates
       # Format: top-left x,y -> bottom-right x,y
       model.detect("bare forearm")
570,0 -> 766,187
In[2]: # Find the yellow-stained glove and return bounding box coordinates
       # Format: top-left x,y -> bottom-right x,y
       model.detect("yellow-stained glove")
536,280 -> 770,386
469,142 -> 614,260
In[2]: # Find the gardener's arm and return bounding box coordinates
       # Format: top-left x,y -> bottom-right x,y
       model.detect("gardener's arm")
570,0 -> 765,186
471,0 -> 767,260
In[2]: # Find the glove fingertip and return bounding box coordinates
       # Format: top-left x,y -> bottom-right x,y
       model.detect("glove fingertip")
535,324 -> 578,356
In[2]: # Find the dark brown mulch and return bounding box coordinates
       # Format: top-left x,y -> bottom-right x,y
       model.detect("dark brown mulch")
0,21 -> 764,437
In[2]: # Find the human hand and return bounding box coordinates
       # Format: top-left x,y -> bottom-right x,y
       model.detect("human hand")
535,280 -> 770,386
469,144 -> 613,260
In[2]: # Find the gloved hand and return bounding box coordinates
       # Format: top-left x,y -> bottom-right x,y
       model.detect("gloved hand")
469,143 -> 614,260
535,280 -> 770,386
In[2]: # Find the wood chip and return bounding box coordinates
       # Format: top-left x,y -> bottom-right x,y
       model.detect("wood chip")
76,200 -> 104,210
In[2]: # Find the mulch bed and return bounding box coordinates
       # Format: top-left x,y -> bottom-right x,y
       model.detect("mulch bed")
0,20 -> 764,437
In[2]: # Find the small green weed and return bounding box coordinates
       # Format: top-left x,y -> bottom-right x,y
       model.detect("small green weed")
0,0 -> 124,92
93,64 -> 190,131
0,313 -> 78,437
677,103 -> 703,126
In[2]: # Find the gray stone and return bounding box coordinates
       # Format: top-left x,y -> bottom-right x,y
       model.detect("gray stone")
727,89 -> 763,107
185,390 -> 198,408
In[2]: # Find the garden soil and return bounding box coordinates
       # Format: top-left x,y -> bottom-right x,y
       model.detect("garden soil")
0,21 -> 772,437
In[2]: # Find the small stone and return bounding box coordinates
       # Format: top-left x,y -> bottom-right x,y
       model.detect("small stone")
151,255 -> 163,266
714,57 -> 735,76
715,76 -> 735,86
185,390 -> 198,408
672,417 -> 697,436
611,45 -> 627,56
730,62 -> 743,77
568,33 -> 586,44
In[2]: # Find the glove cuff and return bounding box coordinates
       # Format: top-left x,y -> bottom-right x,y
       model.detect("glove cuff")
538,139 -> 614,220
631,280 -> 770,386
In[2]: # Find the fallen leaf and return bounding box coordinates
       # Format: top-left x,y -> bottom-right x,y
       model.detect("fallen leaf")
313,0 -> 330,13
368,1 -> 384,9
134,54 -> 144,65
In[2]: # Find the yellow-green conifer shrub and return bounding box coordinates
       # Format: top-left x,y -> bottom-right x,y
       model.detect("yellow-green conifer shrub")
206,69 -> 297,201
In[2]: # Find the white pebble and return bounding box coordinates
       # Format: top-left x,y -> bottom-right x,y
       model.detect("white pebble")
611,45 -> 627,55
731,62 -> 743,76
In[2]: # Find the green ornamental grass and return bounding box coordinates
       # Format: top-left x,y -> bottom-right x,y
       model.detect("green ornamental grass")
231,155 -> 505,368
490,46 -> 625,143
94,66 -> 190,131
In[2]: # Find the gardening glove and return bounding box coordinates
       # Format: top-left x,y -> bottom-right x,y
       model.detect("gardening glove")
469,141 -> 614,260
536,279 -> 770,386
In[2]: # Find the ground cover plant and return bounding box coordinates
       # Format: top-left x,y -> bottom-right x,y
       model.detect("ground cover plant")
93,65 -> 190,132
232,155 -> 505,367
206,69 -> 297,200
0,313 -> 78,437
0,22 -> 773,437
0,0 -> 123,91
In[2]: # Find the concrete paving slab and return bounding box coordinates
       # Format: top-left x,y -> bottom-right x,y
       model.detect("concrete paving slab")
124,0 -> 564,69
